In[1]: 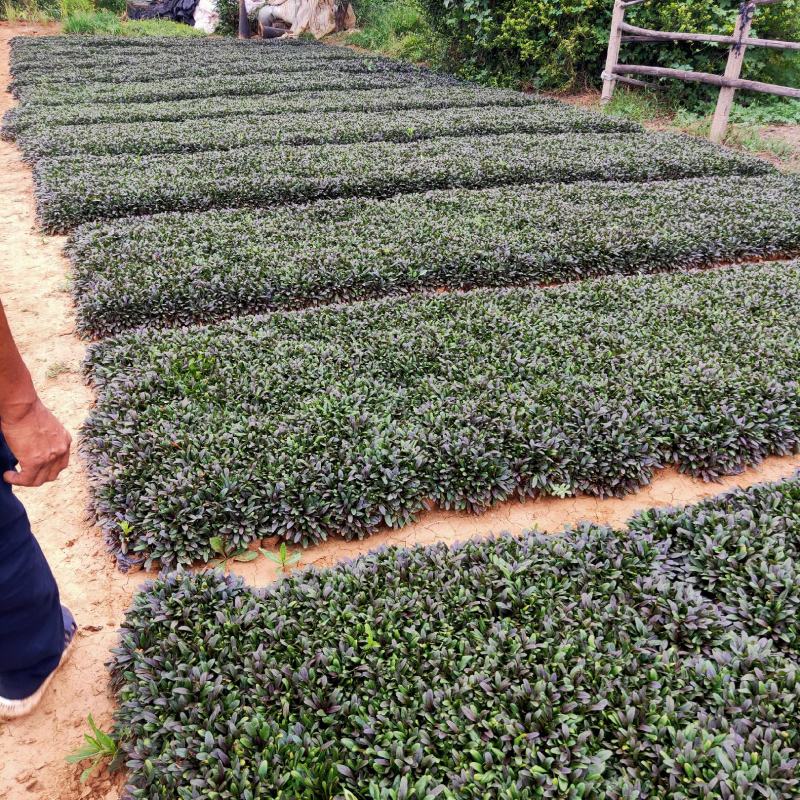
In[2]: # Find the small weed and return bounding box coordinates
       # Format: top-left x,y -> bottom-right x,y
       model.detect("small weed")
65,714 -> 119,783
209,535 -> 258,569
46,360 -> 75,379
727,126 -> 795,159
601,88 -> 673,123
259,541 -> 301,573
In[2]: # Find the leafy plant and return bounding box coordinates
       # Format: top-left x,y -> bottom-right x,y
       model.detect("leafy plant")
259,541 -> 301,573
208,535 -> 258,569
65,714 -> 119,783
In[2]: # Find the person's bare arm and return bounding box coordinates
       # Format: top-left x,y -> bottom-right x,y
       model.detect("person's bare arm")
0,300 -> 71,487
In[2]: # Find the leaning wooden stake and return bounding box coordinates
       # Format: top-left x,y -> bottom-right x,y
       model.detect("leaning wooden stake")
238,0 -> 251,39
710,1 -> 756,143
601,0 -> 627,105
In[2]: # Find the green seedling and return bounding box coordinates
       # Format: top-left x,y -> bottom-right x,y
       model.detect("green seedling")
209,535 -> 258,570
65,714 -> 119,783
259,541 -> 301,573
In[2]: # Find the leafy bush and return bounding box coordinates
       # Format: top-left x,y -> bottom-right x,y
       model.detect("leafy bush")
111,473 -> 800,797
62,9 -> 122,34
60,0 -> 93,16
95,0 -> 125,11
0,0 -> 60,22
348,0 -> 443,64
82,261 -> 800,566
19,102 -> 634,159
68,174 -> 800,337
34,131 -> 771,231
2,85 -> 542,139
418,0 -> 800,93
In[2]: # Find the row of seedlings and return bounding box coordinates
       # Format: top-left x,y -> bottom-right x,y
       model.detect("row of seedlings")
82,261 -> 800,566
111,472 -> 800,797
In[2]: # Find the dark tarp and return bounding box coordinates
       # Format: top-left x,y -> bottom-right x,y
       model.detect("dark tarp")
127,0 -> 200,25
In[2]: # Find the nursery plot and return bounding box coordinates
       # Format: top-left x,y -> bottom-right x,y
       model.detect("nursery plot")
10,57 -> 416,96
18,103 -> 636,159
112,475 -> 800,799
8,45 -> 375,88
1,85 -> 546,139
69,174 -> 800,337
16,67 -> 454,107
8,34 -> 334,56
10,58 -> 427,99
633,477 -> 800,652
36,131 -> 771,232
83,261 -> 800,566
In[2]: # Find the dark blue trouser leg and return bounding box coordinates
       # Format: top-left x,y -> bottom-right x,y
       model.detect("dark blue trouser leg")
0,432 -> 64,700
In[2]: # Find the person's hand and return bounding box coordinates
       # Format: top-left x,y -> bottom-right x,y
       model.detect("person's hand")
1,398 -> 71,487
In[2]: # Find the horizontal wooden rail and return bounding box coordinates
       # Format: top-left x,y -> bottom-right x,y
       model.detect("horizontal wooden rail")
602,72 -> 662,90
613,64 -> 800,100
619,21 -> 800,51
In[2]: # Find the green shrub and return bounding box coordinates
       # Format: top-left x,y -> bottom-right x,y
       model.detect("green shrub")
60,0 -> 93,15
0,0 -> 60,22
62,9 -> 122,34
418,0 -> 800,93
3,85 -> 541,139
67,174 -> 800,337
59,9 -> 208,35
348,0 -> 443,64
111,474 -> 800,796
34,131 -> 771,231
95,0 -> 124,11
19,102 -> 632,159
83,261 -> 800,566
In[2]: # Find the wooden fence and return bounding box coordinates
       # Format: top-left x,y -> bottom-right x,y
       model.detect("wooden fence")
601,0 -> 800,143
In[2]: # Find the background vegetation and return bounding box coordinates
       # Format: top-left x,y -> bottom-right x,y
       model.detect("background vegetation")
0,0 -> 205,34
416,0 -> 800,92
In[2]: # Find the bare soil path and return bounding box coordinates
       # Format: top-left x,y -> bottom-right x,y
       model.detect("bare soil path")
1,22 -> 799,800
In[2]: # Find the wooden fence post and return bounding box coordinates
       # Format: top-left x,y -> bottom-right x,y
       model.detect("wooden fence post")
601,0 -> 627,104
238,0 -> 251,39
710,1 -> 756,143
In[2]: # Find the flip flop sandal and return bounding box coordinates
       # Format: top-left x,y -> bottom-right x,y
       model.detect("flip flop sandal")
0,605 -> 78,720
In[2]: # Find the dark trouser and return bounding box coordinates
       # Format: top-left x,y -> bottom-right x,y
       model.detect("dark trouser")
0,432 -> 64,700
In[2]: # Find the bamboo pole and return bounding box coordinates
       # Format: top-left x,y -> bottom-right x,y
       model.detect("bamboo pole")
600,0 -> 627,105
710,2 -> 756,143
619,21 -> 800,51
613,64 -> 800,99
